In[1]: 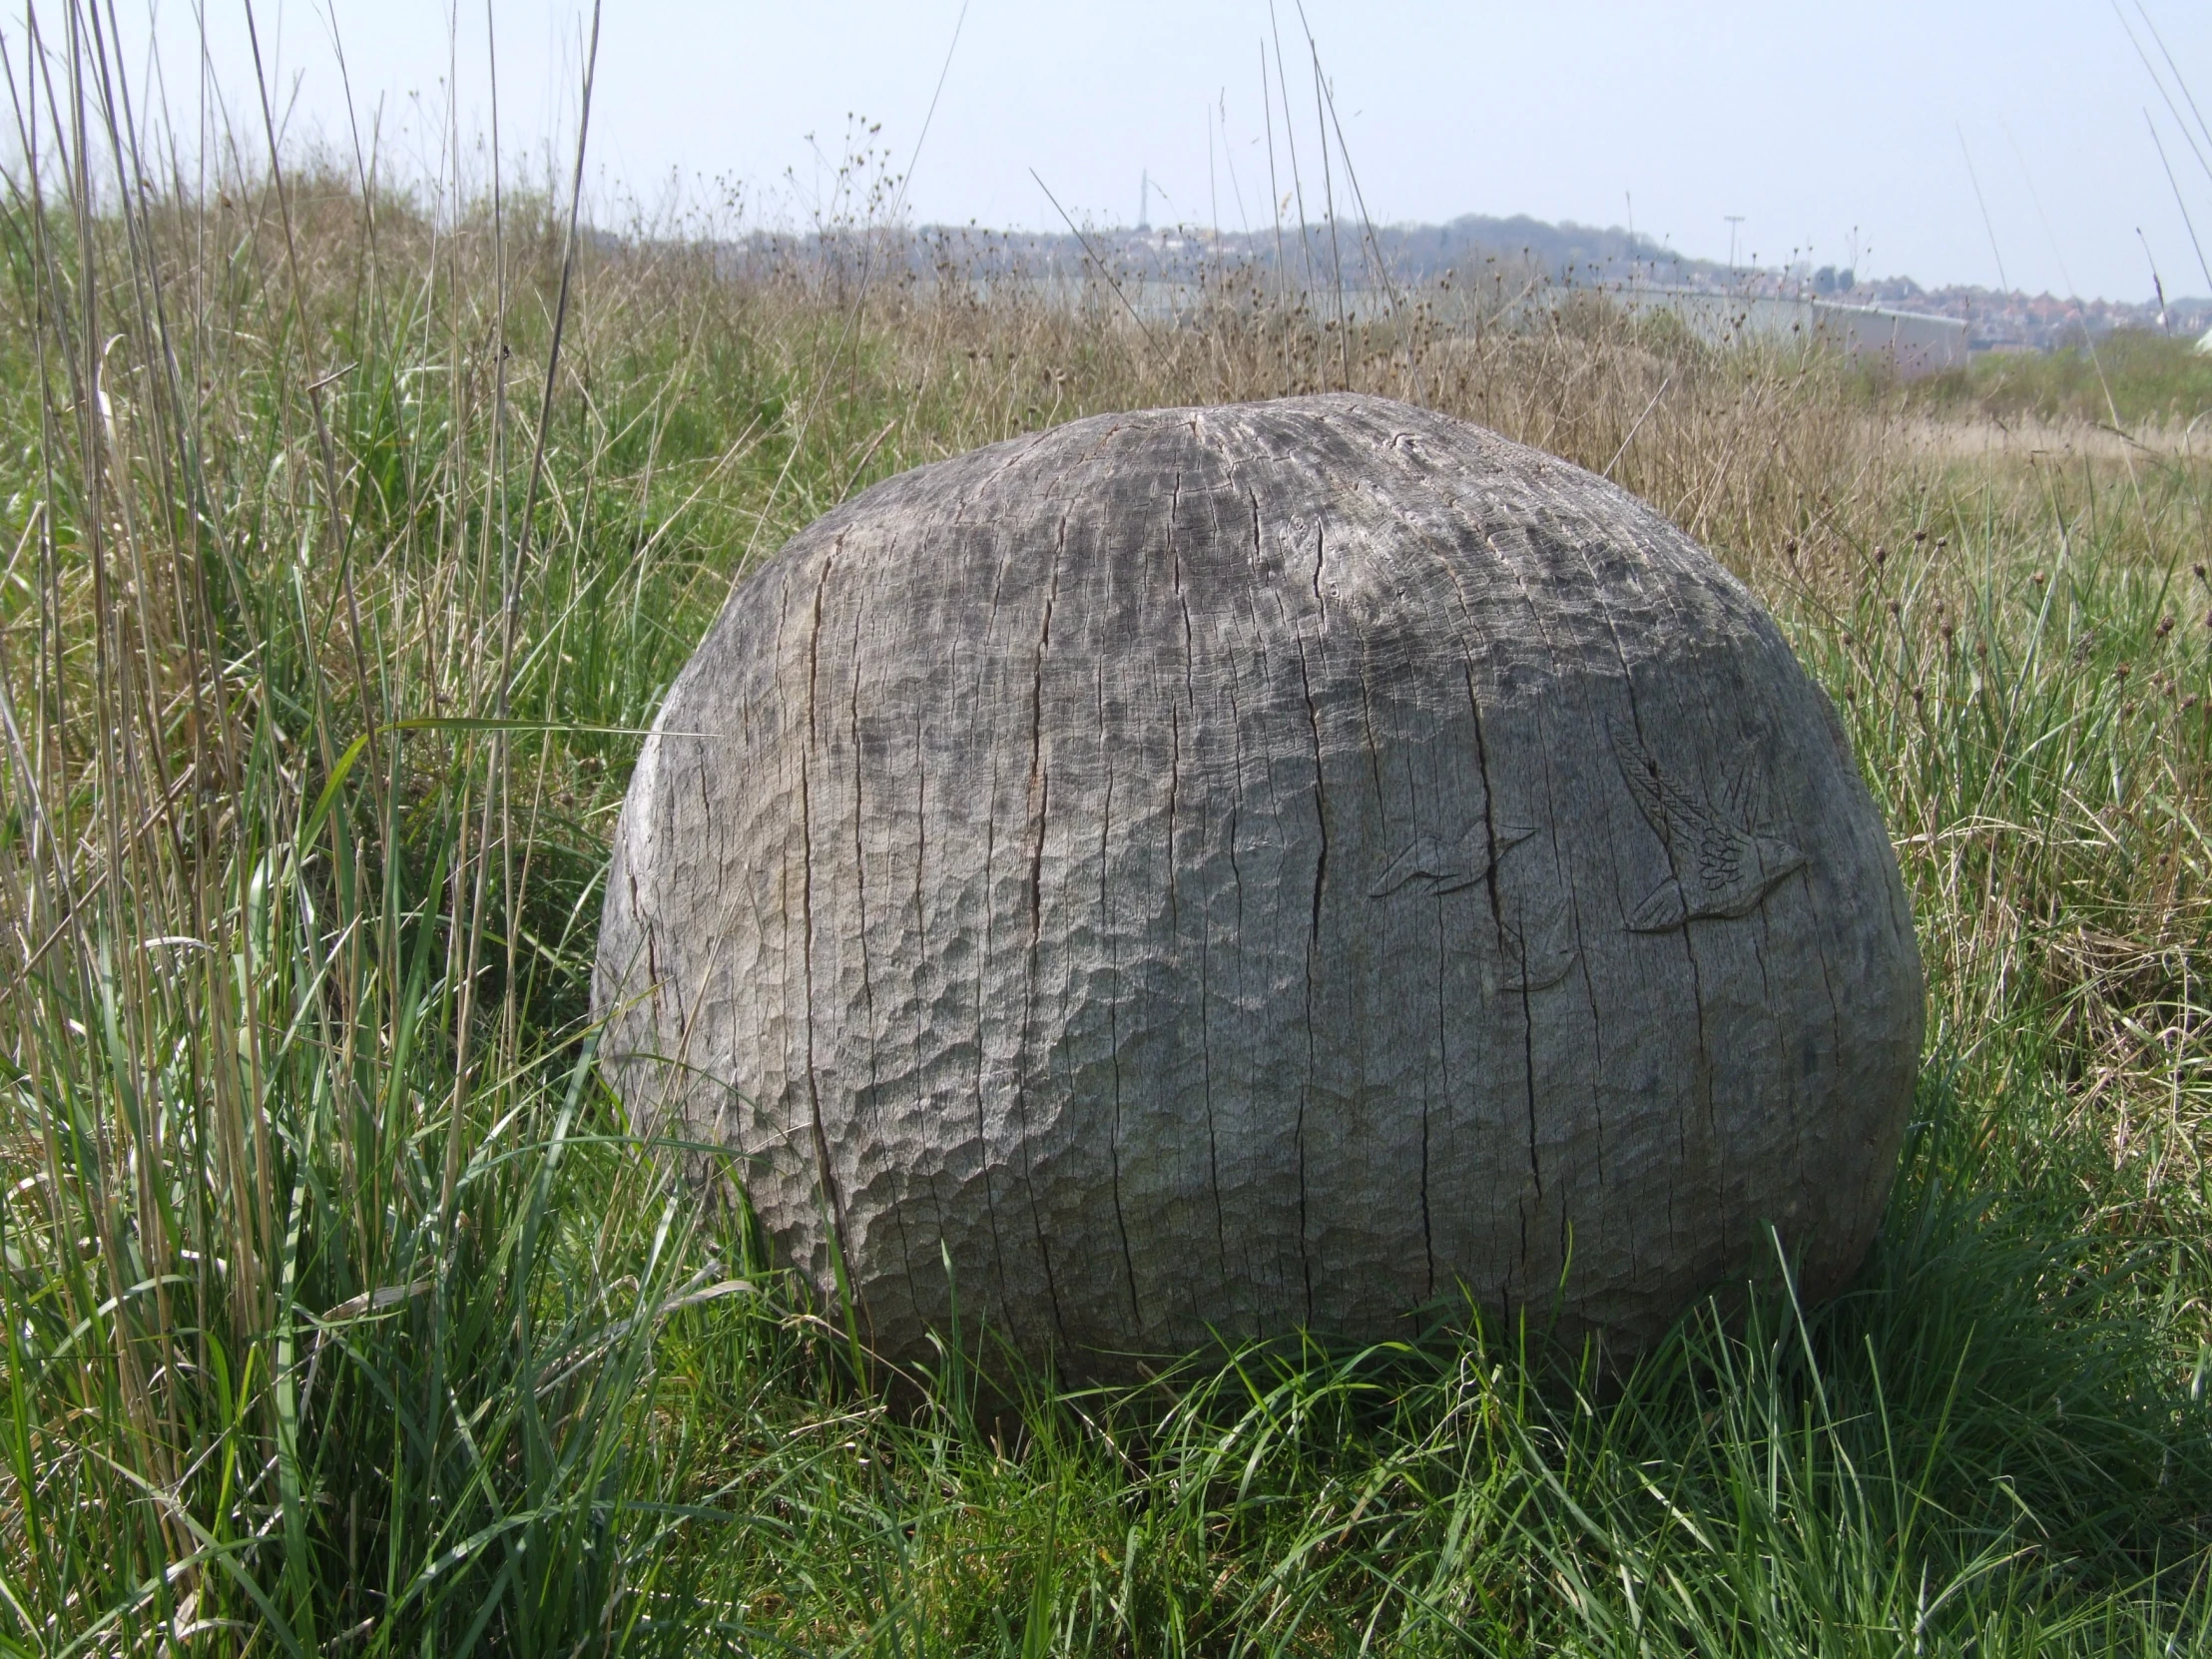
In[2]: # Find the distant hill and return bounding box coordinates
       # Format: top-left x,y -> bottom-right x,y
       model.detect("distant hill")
1243,215 -> 2212,349
895,211 -> 1721,290
766,210 -> 2212,353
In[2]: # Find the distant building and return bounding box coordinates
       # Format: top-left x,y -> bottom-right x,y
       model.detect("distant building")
1606,285 -> 1969,379
1809,298 -> 1971,377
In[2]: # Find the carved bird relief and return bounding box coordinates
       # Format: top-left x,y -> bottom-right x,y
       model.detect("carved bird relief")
1370,821 -> 1536,897
1372,820 -> 1577,990
1609,722 -> 1807,931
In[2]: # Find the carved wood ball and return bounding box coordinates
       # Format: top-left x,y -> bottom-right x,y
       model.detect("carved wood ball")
594,393 -> 1924,1380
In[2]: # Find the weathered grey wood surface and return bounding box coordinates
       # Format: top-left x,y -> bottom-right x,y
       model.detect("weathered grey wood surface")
595,393 -> 1923,1379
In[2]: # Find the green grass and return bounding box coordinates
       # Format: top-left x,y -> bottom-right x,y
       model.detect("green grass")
2,37 -> 2211,1653
1907,327 -> 2212,428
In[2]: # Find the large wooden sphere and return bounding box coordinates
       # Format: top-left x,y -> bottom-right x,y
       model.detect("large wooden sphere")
595,393 -> 1923,1379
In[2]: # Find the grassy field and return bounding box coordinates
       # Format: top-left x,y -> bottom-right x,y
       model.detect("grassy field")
4,49 -> 2212,1657
1905,325 -> 2212,429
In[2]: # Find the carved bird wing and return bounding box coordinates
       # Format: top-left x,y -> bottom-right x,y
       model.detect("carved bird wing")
1371,831 -> 1459,897
1370,822 -> 1536,896
1497,885 -> 1577,990
1610,720 -> 1801,928
1488,822 -> 1540,867
1370,831 -> 1470,896
1625,875 -> 1691,933
1609,720 -> 1728,852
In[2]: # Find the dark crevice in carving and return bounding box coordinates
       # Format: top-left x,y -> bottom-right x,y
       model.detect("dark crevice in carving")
1224,783 -> 1246,1314
912,691 -> 949,1302
1488,516 -> 1606,1299
1460,655 -> 1540,1215
633,863 -> 656,988
975,485 -> 1029,1319
1218,581 -> 1251,1320
1099,719 -> 1140,1327
1571,878 -> 1602,1178
1026,567 -> 1057,950
1311,517 -> 1329,626
1294,632 -> 1328,1327
1015,517 -> 1070,1346
847,567 -> 918,1310
801,552 -> 845,1262
1247,481 -> 1314,1324
1198,861 -> 1228,1295
1170,487 -> 1228,1291
1411,462 -> 1552,1269
1585,565 -> 1717,1263
972,802 -> 1008,1314
1166,702 -> 1182,935
1356,647 -> 1424,1295
1426,901 -> 1442,1300
1167,471 -> 1187,938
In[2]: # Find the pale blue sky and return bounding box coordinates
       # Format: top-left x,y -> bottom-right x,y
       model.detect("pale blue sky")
55,2 -> 2212,300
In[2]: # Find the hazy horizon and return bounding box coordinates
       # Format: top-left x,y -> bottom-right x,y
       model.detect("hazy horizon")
32,1 -> 2212,305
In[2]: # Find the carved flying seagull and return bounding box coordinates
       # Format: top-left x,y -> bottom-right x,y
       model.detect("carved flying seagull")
1370,820 -> 1537,897
1609,721 -> 1807,931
